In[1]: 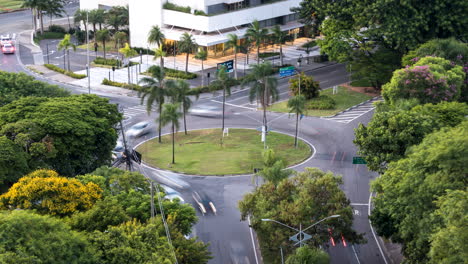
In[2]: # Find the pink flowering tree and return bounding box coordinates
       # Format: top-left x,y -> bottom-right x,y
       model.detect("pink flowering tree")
382,57 -> 465,105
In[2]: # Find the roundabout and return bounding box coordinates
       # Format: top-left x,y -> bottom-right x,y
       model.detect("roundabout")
136,128 -> 312,175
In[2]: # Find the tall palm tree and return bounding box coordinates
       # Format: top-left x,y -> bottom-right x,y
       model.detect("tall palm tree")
88,9 -> 99,36
252,149 -> 293,187
271,25 -> 287,66
166,79 -> 197,135
245,20 -> 268,64
210,66 -> 231,134
194,49 -> 207,86
22,0 -> 39,34
287,95 -> 306,148
138,65 -> 167,143
158,103 -> 182,164
106,6 -> 128,32
113,31 -> 127,49
147,25 -> 165,47
242,62 -> 279,132
95,29 -> 110,59
57,34 -> 76,71
224,34 -> 241,79
74,9 -> 88,35
178,33 -> 198,73
154,45 -> 166,70
119,43 -> 137,84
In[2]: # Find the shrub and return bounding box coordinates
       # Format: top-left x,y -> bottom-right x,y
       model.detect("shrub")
289,72 -> 321,99
307,95 -> 336,110
194,10 -> 207,16
302,40 -> 317,48
259,52 -> 280,59
44,64 -> 87,79
132,47 -> 155,56
102,78 -> 141,91
48,24 -> 66,33
144,67 -> 197,79
163,2 -> 191,13
93,57 -> 120,67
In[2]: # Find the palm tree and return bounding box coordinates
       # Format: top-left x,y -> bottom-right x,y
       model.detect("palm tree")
194,49 -> 207,86
147,25 -> 165,47
95,29 -> 110,59
178,33 -> 198,73
88,9 -> 99,36
154,45 -> 166,70
245,20 -> 268,64
139,65 -> 167,143
167,79 -> 197,135
119,43 -> 137,84
287,95 -> 306,148
113,31 -> 127,49
224,34 -> 241,79
271,25 -> 288,66
22,0 -> 39,34
252,149 -> 293,187
74,9 -> 88,35
210,66 -> 231,134
106,6 -> 129,32
158,103 -> 182,164
242,62 -> 279,133
57,34 -> 76,71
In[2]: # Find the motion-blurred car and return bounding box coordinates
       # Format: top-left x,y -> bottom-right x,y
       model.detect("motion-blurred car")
0,35 -> 12,47
188,105 -> 224,118
126,121 -> 152,138
111,140 -> 125,160
192,191 -> 216,215
161,184 -> 185,203
1,43 -> 15,54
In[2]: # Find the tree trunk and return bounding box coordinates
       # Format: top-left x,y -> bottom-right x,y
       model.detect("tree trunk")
185,52 -> 189,73
103,40 -> 106,59
63,50 -> 66,70
31,9 -> 37,34
39,11 -> 44,34
99,23 -> 102,31
67,50 -> 71,71
201,60 -> 204,86
92,24 -> 96,38
172,123 -> 175,164
280,45 -> 283,66
160,57 -> 164,70
127,62 -> 130,84
294,112 -> 299,148
257,46 -> 260,64
183,106 -> 187,135
222,86 -> 226,133
158,104 -> 162,143
234,52 -> 238,79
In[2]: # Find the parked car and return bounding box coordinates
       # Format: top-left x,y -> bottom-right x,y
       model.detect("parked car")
192,191 -> 216,215
1,43 -> 15,54
126,121 -> 152,138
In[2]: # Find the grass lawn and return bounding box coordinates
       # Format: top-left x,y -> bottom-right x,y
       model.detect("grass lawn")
77,40 -> 123,54
0,0 -> 23,13
350,79 -> 372,87
269,86 -> 373,117
137,128 -> 311,175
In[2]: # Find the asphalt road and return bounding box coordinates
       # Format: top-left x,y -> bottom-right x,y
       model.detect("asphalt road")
0,8 -> 389,264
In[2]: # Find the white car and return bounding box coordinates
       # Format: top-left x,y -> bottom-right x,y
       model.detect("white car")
161,184 -> 185,203
0,34 -> 13,47
1,43 -> 15,54
125,121 -> 152,138
189,105 -> 224,117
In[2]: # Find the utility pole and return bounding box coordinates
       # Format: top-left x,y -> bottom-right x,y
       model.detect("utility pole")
119,119 -> 132,171
150,181 -> 155,219
86,11 -> 90,94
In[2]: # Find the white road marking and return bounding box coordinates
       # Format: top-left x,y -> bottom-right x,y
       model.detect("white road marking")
210,100 -> 256,110
352,245 -> 362,264
368,192 -> 389,264
248,215 -> 260,264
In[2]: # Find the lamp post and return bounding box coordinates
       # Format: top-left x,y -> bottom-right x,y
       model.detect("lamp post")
86,11 -> 90,94
262,215 -> 341,247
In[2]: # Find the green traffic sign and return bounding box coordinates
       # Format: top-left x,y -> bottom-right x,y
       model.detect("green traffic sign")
353,157 -> 367,164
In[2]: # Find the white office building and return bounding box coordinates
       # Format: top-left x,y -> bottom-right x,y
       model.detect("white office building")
80,0 -> 304,57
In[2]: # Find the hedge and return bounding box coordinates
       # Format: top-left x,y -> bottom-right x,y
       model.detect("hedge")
101,78 -> 141,91
163,2 -> 191,13
93,57 -> 120,67
259,52 -> 280,58
306,95 -> 336,110
44,64 -> 87,79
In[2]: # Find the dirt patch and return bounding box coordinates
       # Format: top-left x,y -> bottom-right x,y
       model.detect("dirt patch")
341,84 -> 381,97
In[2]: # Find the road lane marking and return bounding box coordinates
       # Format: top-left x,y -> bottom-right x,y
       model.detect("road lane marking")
369,192 -> 389,264
352,245 -> 362,264
210,100 -> 256,110
248,215 -> 260,264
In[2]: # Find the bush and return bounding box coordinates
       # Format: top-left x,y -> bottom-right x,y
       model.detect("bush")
102,78 -> 141,91
302,40 -> 317,48
312,54 -> 329,62
307,95 -> 336,110
132,47 -> 155,56
289,72 -> 321,100
44,64 -> 87,79
163,2 -> 191,13
94,57 -> 120,67
74,29 -> 86,44
194,10 -> 207,16
259,52 -> 280,59
48,25 -> 66,33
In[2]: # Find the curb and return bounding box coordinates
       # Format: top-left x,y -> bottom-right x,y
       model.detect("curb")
0,8 -> 28,14
321,95 -> 383,119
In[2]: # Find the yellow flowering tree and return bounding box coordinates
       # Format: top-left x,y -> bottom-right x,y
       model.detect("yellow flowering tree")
0,170 -> 102,216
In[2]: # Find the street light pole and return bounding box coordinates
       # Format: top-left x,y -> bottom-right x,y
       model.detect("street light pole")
86,11 -> 90,94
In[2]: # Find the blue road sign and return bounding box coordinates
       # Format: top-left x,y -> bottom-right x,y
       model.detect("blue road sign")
279,66 -> 295,77
217,60 -> 234,73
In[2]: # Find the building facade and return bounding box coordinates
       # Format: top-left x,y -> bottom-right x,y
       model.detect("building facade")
80,0 -> 303,57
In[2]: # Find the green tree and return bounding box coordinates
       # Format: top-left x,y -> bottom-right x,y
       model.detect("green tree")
57,34 -> 76,71
243,62 -> 279,133
0,71 -> 69,107
158,103 -> 182,164
69,197 -> 130,232
113,31 -> 127,49
289,72 -> 320,100
147,25 -> 165,47
0,210 -> 96,264
105,5 -> 128,32
139,65 -> 167,143
210,65 -> 231,135
382,56 -> 465,105
154,45 -> 167,70
224,34 -> 241,79
245,20 -> 269,64
95,29 -> 111,59
178,32 -> 198,74
194,49 -> 208,86
167,79 -> 196,135
0,136 -> 29,188
286,246 -> 330,264
22,0 -> 40,33
287,95 -> 306,147
74,9 -> 88,36
270,25 -> 288,66
0,95 -> 121,176
90,166 -> 150,195
239,168 -> 362,262
371,121 -> 468,263
428,190 -> 468,264
354,101 -> 468,173
119,43 -> 138,84
290,1 -> 324,36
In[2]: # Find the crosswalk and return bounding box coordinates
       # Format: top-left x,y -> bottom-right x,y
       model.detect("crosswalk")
321,97 -> 383,124
122,105 -> 150,120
